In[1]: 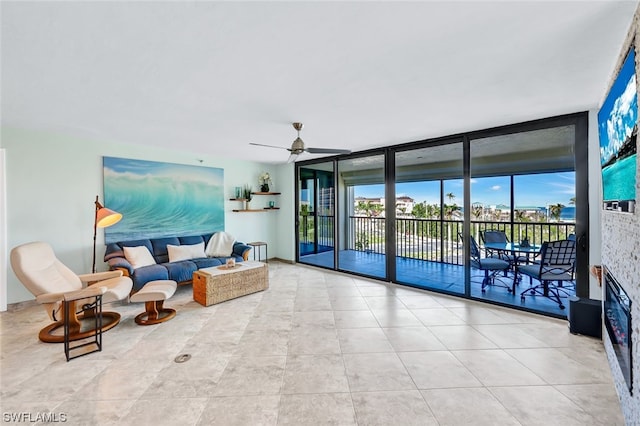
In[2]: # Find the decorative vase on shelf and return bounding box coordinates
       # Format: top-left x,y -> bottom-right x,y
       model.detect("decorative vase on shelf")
260,184 -> 269,193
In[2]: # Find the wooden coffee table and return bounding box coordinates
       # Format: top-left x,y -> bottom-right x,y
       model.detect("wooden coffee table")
192,261 -> 268,307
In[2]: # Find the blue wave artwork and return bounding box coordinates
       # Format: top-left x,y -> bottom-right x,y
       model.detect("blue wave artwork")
103,157 -> 225,243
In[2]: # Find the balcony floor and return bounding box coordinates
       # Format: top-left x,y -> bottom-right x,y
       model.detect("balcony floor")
300,249 -> 572,318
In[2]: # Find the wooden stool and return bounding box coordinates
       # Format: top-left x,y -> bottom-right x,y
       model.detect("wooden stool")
130,280 -> 177,325
247,241 -> 268,262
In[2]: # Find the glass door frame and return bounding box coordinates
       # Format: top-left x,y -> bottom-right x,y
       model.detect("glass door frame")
295,111 -> 590,312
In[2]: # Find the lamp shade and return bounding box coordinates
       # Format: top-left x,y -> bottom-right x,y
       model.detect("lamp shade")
96,207 -> 122,228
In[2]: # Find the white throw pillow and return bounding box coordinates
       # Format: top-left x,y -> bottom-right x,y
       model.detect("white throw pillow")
123,246 -> 156,269
167,242 -> 205,262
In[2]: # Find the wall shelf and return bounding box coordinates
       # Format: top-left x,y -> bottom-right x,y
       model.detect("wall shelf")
230,191 -> 280,212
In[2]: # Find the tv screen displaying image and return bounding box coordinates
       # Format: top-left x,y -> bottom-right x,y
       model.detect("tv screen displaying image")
598,48 -> 638,213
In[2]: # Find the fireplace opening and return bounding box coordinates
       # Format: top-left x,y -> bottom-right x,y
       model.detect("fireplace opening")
604,267 -> 633,393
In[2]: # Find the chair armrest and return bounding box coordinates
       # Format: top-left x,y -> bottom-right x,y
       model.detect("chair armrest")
106,257 -> 134,276
63,286 -> 107,301
78,270 -> 123,283
36,292 -> 67,304
233,243 -> 252,261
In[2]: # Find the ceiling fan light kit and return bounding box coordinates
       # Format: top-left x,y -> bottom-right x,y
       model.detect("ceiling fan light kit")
250,122 -> 352,162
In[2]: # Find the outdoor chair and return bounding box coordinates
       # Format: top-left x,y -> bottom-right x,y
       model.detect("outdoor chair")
516,239 -> 576,309
460,233 -> 512,293
480,230 -> 528,265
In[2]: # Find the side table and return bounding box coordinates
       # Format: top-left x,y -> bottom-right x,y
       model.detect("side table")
247,241 -> 268,262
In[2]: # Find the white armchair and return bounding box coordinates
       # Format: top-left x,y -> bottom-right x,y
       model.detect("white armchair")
10,241 -> 133,343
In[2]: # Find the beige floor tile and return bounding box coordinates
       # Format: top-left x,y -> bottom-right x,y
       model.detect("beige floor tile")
287,326 -> 341,355
363,296 -> 407,310
428,325 -> 498,350
333,310 -> 380,328
411,308 -> 467,326
382,327 -> 446,352
123,397 -> 208,426
234,329 -> 290,356
370,308 -> 423,327
352,390 -> 438,426
451,349 -> 545,386
399,351 -> 482,389
291,311 -> 335,328
197,395 -> 280,426
448,305 -> 519,324
344,353 -> 416,392
330,296 -> 370,311
338,328 -> 394,353
357,285 -> 396,297
422,387 -> 520,425
398,294 -> 445,309
213,355 -> 286,396
505,347 -> 614,385
294,297 -> 332,312
277,393 -> 356,425
246,311 -> 293,331
282,354 -> 349,394
473,324 -> 551,348
555,384 -> 625,425
489,385 -> 598,425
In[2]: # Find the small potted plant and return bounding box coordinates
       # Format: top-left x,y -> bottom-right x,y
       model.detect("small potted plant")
242,185 -> 253,209
258,172 -> 272,193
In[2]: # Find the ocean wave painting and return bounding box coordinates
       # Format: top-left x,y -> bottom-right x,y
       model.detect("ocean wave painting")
103,157 -> 225,243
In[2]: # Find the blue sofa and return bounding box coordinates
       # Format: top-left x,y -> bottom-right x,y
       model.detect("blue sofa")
104,233 -> 251,292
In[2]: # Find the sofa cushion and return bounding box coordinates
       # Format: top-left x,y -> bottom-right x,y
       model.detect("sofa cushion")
167,242 -> 206,262
123,246 -> 156,269
162,260 -> 198,283
179,235 -> 205,246
191,257 -> 223,269
150,237 -> 180,263
130,264 -> 169,292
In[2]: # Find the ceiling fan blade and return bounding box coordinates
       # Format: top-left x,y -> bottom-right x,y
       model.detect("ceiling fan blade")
305,147 -> 352,154
287,153 -> 299,163
250,142 -> 291,150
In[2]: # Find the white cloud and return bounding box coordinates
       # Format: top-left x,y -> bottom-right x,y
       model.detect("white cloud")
491,185 -> 501,190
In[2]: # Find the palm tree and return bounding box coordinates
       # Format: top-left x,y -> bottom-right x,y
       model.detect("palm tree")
472,205 -> 484,220
446,192 -> 455,204
514,209 -> 528,222
569,197 -> 576,205
549,203 -> 565,222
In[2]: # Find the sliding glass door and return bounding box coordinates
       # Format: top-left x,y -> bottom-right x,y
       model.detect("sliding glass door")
394,142 -> 466,295
295,113 -> 589,318
298,162 -> 335,269
337,154 -> 386,279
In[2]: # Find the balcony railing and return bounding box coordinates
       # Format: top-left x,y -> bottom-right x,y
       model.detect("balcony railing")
300,215 -> 576,266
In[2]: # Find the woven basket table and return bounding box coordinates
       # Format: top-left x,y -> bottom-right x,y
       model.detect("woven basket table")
193,261 -> 268,307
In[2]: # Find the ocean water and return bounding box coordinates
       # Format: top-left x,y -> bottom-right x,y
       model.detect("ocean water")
103,160 -> 225,243
602,154 -> 637,202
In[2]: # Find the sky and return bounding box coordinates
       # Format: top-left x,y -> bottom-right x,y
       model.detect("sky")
355,171 -> 575,207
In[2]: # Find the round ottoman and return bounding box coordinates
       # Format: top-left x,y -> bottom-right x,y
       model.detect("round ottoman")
130,280 -> 177,325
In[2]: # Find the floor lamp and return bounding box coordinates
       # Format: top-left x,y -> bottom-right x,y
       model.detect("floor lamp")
93,195 -> 122,273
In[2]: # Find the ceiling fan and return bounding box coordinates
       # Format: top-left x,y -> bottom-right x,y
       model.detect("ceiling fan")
250,122 -> 352,163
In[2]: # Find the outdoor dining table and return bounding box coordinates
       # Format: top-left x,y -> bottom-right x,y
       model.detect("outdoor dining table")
483,242 -> 542,291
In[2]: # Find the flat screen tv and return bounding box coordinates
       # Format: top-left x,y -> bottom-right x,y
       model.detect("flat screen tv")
598,48 -> 638,213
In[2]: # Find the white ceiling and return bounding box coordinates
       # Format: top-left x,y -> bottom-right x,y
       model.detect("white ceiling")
1,1 -> 638,164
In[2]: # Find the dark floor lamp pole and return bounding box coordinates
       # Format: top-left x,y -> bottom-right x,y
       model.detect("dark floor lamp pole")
92,195 -> 122,273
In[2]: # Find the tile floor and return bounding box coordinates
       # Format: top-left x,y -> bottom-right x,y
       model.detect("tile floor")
0,262 -> 624,425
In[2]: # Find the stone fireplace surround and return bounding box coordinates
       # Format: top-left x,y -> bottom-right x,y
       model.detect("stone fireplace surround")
601,7 -> 640,423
